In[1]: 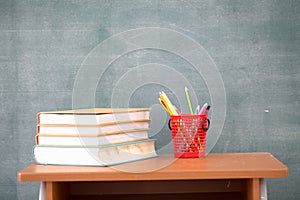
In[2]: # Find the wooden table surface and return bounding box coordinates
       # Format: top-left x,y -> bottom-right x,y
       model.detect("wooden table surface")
18,152 -> 288,182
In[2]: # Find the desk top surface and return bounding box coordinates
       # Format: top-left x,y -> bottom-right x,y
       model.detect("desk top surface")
18,152 -> 288,182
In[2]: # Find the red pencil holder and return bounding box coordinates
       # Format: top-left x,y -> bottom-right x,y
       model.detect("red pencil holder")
169,114 -> 210,158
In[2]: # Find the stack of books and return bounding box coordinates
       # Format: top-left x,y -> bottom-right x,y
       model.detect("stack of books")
33,108 -> 157,166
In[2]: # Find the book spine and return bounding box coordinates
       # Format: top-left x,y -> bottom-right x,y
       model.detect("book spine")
35,135 -> 39,145
35,124 -> 40,145
37,113 -> 40,124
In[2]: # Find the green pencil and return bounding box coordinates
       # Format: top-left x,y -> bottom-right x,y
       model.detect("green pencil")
185,87 -> 193,114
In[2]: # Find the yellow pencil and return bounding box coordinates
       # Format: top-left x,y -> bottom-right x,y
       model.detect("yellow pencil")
185,87 -> 193,114
159,91 -> 178,116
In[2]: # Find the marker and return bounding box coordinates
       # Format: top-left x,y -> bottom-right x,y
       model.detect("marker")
198,103 -> 209,115
185,87 -> 193,114
205,105 -> 211,114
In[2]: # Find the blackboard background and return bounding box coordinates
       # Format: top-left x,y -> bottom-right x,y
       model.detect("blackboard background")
0,0 -> 299,199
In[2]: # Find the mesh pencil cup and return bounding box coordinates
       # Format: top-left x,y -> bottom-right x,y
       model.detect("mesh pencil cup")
169,114 -> 210,158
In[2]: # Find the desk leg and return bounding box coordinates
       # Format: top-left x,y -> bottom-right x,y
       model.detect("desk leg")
39,182 -> 46,200
260,178 -> 268,200
45,182 -> 69,200
245,178 -> 260,200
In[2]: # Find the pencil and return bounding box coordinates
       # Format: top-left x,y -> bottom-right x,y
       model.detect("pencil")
185,87 -> 193,114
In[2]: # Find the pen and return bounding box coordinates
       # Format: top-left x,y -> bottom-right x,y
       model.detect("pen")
198,103 -> 209,115
194,105 -> 200,114
185,87 -> 193,114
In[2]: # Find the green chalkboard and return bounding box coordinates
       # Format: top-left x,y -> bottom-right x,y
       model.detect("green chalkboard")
0,1 -> 299,199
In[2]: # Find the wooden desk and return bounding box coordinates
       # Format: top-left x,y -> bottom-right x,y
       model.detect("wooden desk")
18,153 -> 288,200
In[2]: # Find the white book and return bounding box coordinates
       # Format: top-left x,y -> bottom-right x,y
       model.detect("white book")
36,129 -> 149,146
38,108 -> 150,125
33,139 -> 157,166
37,120 -> 150,135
